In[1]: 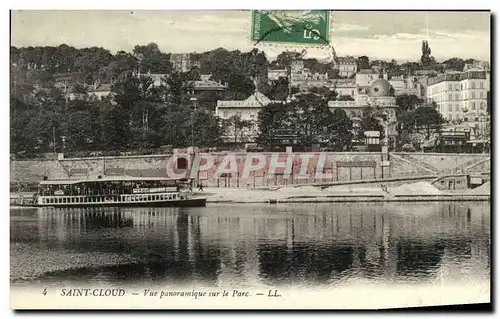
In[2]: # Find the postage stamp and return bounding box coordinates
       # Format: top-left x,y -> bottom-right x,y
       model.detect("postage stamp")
251,10 -> 331,45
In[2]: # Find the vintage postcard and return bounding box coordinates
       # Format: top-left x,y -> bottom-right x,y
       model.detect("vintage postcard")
10,10 -> 491,310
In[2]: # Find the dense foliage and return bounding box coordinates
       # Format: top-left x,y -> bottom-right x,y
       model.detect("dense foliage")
10,41 -> 482,156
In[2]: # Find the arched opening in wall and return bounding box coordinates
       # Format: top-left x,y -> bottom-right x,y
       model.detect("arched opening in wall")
177,157 -> 188,170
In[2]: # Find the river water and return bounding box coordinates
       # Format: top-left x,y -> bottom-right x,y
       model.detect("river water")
10,202 -> 490,292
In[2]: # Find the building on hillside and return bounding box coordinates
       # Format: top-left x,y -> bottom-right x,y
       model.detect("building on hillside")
426,69 -> 490,121
87,83 -> 112,99
463,61 -> 490,72
145,73 -> 167,86
192,79 -> 227,92
355,69 -> 388,86
290,60 -> 305,72
334,56 -> 358,78
388,75 -> 426,98
215,92 -> 278,143
330,79 -> 357,97
200,74 -> 212,81
291,68 -> 329,88
328,78 -> 399,146
170,53 -> 201,73
268,69 -> 288,82
414,69 -> 439,77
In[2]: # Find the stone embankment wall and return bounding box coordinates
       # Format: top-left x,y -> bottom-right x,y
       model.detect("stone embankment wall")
10,152 -> 490,189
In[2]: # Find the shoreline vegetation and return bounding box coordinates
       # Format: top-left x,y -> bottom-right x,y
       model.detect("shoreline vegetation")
10,181 -> 491,205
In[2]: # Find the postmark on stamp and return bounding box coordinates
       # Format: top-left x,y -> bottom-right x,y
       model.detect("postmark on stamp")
251,10 -> 330,46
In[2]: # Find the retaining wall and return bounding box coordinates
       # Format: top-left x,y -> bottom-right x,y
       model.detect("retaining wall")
10,152 -> 490,189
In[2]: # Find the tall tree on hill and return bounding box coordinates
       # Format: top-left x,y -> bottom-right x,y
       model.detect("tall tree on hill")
420,40 -> 432,67
133,42 -> 172,74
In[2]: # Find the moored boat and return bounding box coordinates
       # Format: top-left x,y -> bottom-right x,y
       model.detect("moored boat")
21,176 -> 206,208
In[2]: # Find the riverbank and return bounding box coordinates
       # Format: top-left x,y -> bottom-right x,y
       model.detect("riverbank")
191,181 -> 490,203
10,181 -> 490,206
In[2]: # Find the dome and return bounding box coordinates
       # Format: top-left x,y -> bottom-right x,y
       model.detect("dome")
368,78 -> 394,97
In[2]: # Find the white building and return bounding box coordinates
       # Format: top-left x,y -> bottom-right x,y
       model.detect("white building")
426,69 -> 490,121
215,92 -> 278,142
291,68 -> 329,87
330,79 -> 357,98
463,61 -> 490,72
268,69 -> 288,82
356,69 -> 388,87
170,53 -> 201,73
334,56 -> 358,78
328,78 -> 399,143
388,75 -> 426,98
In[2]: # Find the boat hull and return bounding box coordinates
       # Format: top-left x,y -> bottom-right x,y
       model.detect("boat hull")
35,198 -> 207,208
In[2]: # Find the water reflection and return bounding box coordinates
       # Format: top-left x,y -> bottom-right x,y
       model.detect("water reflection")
10,202 -> 490,287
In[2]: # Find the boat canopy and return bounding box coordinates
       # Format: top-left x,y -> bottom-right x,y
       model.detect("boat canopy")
39,176 -> 186,185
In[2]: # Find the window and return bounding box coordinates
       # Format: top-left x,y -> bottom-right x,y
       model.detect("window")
472,102 -> 476,110
455,94 -> 459,101
480,82 -> 484,89
471,82 -> 476,89
481,102 -> 486,110
455,104 -> 459,111
448,94 -> 452,101
448,104 -> 452,111
472,91 -> 476,99
177,157 -> 188,170
448,83 -> 452,90
223,111 -> 228,118
480,92 -> 484,99
236,112 -> 242,117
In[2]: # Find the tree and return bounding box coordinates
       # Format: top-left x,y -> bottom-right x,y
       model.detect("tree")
309,86 -> 337,101
413,106 -> 445,139
357,56 -> 370,70
256,101 -> 293,150
358,106 -> 387,140
262,76 -> 289,101
331,109 -> 353,151
133,42 -> 172,74
421,40 -> 431,66
224,115 -> 254,143
396,94 -> 423,112
257,93 -> 352,150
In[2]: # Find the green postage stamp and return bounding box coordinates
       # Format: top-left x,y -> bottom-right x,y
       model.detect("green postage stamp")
251,10 -> 330,45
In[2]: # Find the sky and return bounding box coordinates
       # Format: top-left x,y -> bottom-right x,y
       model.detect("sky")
10,10 -> 491,62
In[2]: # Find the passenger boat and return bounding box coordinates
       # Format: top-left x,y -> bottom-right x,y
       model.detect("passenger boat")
23,176 -> 206,208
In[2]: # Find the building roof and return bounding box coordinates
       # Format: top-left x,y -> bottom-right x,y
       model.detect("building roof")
246,91 -> 271,105
217,91 -> 274,108
368,78 -> 394,97
357,69 -> 378,74
89,83 -> 112,93
40,176 -> 179,185
193,80 -> 227,91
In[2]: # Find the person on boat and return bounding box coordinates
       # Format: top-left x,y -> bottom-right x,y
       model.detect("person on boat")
197,182 -> 204,192
188,179 -> 193,192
